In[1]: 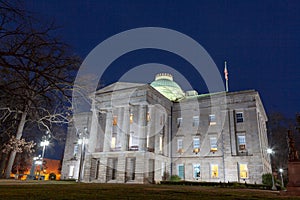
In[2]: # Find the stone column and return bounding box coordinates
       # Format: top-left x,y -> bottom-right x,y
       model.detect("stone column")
138,105 -> 147,151
88,105 -> 98,153
121,107 -> 130,151
103,110 -> 112,152
116,107 -> 124,149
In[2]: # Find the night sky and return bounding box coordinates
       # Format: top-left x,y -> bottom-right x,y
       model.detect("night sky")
24,1 -> 300,158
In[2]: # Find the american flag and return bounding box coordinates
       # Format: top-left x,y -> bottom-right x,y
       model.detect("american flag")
224,62 -> 228,81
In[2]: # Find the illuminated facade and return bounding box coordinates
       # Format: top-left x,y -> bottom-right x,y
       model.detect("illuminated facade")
61,73 -> 271,184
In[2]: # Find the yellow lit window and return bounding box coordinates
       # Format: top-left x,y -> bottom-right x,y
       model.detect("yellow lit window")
147,112 -> 151,122
211,164 -> 218,178
159,135 -> 163,152
239,164 -> 248,178
113,116 -> 118,125
130,113 -> 133,124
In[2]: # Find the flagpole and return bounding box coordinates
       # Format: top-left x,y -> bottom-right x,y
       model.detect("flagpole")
224,61 -> 229,92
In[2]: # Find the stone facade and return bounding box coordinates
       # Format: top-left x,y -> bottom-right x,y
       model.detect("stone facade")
61,74 -> 270,184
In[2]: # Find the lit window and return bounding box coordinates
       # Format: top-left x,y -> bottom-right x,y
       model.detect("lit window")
193,164 -> 201,179
193,116 -> 199,127
209,114 -> 216,125
130,113 -> 133,124
147,112 -> 151,122
177,117 -> 182,127
159,135 -> 163,152
161,162 -> 165,177
68,165 -> 74,177
239,164 -> 248,179
113,116 -> 118,125
111,135 -> 116,149
178,164 -> 184,180
210,136 -> 218,152
211,164 -> 218,178
236,112 -> 244,123
237,135 -> 246,151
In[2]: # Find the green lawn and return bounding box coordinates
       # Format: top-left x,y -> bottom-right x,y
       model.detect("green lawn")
0,180 -> 299,200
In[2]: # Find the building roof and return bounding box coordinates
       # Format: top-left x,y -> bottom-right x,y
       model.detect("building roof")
150,73 -> 185,101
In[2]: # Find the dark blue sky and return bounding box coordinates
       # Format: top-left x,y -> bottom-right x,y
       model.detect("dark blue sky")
25,0 -> 300,119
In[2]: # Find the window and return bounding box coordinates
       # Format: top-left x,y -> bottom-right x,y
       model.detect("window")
106,158 -> 118,181
73,144 -> 79,157
237,135 -> 246,151
193,164 -> 201,179
193,137 -> 200,154
147,112 -> 151,122
161,162 -> 165,177
193,116 -> 199,127
236,112 -> 244,123
193,137 -> 200,149
209,114 -> 216,125
239,164 -> 248,179
130,113 -> 133,124
210,136 -> 218,152
177,164 -> 185,180
129,131 -> 139,150
113,116 -> 118,125
125,157 -> 136,181
159,135 -> 163,152
177,138 -> 183,151
211,164 -> 218,178
111,135 -> 116,149
68,165 -> 74,177
177,117 -> 182,127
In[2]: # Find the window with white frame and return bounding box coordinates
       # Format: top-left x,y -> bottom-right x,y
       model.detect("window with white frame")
236,112 -> 244,123
210,136 -> 218,152
239,163 -> 248,179
193,116 -> 199,127
177,138 -> 183,153
193,164 -> 201,179
177,117 -> 182,127
193,137 -> 200,149
73,144 -> 79,157
211,164 -> 218,178
209,114 -> 216,125
237,135 -> 246,151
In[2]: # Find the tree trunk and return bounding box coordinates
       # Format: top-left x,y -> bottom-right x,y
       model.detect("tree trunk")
4,110 -> 27,179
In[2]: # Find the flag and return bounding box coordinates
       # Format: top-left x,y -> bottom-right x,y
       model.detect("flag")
224,62 -> 228,81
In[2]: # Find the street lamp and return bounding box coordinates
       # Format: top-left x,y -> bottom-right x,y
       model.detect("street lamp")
267,148 -> 277,190
279,168 -> 284,189
38,134 -> 50,180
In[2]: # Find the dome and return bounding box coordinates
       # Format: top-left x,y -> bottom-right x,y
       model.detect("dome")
150,73 -> 185,101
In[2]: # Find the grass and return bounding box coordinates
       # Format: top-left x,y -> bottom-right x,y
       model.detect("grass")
0,180 -> 299,200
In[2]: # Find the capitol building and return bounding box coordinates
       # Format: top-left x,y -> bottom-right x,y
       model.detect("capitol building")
61,73 -> 271,184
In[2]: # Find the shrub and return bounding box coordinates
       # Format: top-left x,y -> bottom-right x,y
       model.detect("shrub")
262,173 -> 274,186
170,175 -> 181,181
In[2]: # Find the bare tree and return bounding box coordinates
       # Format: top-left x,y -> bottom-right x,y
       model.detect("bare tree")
0,1 -> 81,178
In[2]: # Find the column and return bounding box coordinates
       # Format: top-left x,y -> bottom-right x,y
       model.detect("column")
116,107 -> 124,150
103,110 -> 112,152
88,106 -> 98,153
138,105 -> 147,151
121,106 -> 130,151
